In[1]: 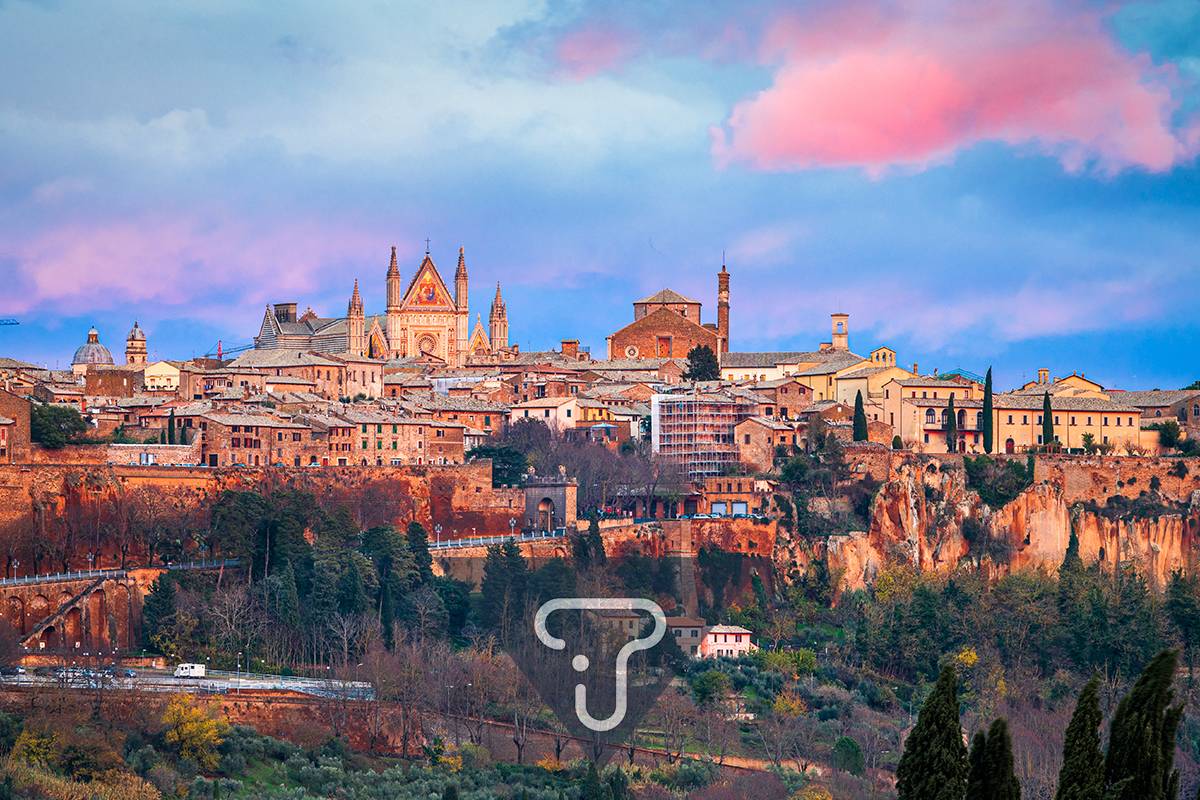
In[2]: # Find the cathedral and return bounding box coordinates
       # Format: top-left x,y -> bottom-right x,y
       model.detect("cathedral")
254,246 -> 510,367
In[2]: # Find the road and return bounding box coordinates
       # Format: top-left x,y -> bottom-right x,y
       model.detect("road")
0,667 -> 372,700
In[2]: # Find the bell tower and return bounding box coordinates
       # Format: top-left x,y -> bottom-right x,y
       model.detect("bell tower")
717,259 -> 730,354
831,313 -> 849,351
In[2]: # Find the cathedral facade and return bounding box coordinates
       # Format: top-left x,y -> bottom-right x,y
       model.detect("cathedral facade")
254,246 -> 510,367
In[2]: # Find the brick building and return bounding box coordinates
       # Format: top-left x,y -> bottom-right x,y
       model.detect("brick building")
0,388 -> 31,464
606,264 -> 730,361
650,391 -> 755,479
198,411 -> 315,467
734,416 -> 798,472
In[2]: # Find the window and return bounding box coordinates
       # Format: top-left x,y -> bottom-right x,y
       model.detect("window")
1104,417 -> 1109,426
1116,417 -> 1121,426
361,440 -> 368,450
361,424 -> 367,433
392,424 -> 398,433
1008,415 -> 1013,424
1071,416 -> 1076,425
925,409 -> 936,424
1022,415 -> 1028,424
744,433 -> 751,444
376,424 -> 382,433
1037,415 -> 1042,424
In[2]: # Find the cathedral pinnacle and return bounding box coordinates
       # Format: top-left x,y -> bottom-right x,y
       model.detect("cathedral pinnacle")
387,246 -> 399,277
456,246 -> 467,278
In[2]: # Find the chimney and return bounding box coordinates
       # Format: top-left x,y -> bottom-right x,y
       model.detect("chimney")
1038,368 -> 1050,385
912,362 -> 919,375
561,339 -> 579,359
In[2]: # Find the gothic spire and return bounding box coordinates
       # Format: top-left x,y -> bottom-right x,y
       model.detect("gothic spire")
456,246 -> 467,279
492,281 -> 505,312
387,245 -> 399,277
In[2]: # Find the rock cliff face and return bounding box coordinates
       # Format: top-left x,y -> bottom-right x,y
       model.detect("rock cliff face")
779,458 -> 1200,596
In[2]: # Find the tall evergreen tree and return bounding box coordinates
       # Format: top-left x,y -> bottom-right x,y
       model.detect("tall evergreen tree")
979,719 -> 1021,800
586,514 -> 606,567
945,397 -> 958,454
406,521 -> 434,584
853,390 -> 868,441
1055,676 -> 1104,800
1042,392 -> 1054,449
1104,649 -> 1182,800
335,558 -> 368,616
141,574 -> 177,651
479,540 -> 529,633
982,367 -> 994,453
1166,571 -> 1200,681
897,666 -> 968,800
968,731 -> 989,799
167,410 -> 176,445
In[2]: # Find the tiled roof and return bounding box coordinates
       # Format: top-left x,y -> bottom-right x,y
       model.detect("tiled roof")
231,350 -> 340,368
738,415 -> 794,431
722,351 -> 825,369
201,412 -> 305,428
1108,390 -> 1200,407
837,365 -> 888,380
793,353 -> 867,375
634,288 -> 700,305
892,376 -> 976,387
411,395 -> 510,412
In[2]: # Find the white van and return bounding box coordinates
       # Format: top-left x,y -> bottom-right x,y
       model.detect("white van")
173,663 -> 206,678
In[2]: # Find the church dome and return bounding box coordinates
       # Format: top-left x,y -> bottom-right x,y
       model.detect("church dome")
72,327 -> 114,366
126,321 -> 146,342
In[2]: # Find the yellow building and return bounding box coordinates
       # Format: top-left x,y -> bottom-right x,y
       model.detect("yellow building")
893,390 -> 1144,454
143,361 -> 181,392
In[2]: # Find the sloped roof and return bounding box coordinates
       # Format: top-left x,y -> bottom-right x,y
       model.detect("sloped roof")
634,288 -> 700,305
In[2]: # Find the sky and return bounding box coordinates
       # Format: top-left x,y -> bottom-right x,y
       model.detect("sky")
0,0 -> 1197,390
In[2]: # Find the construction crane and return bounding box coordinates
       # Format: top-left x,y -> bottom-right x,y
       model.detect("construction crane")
202,339 -> 254,360
0,319 -> 18,326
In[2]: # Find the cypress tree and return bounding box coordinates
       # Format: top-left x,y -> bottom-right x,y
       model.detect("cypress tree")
141,574 -> 177,651
968,731 -> 988,799
853,390 -> 868,441
897,666 -> 968,800
1055,676 -> 1104,800
982,367 -> 994,453
406,521 -> 434,584
1104,649 -> 1182,800
586,514 -> 606,567
983,719 -> 1021,800
945,397 -> 958,454
1042,392 -> 1054,449
968,719 -> 1021,800
167,410 -> 176,445
441,786 -> 459,800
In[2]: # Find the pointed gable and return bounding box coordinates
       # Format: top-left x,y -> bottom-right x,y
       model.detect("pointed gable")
468,316 -> 492,355
400,254 -> 457,311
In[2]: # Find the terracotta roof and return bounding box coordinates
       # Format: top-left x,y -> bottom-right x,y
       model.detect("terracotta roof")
721,351 -> 830,369
1108,390 -> 1200,407
231,350 -> 341,368
634,288 -> 700,305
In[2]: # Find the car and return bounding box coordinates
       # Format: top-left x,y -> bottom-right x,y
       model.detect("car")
0,666 -> 26,676
106,667 -> 137,678
32,666 -> 56,677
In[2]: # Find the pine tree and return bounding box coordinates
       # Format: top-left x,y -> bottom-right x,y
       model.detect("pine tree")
684,345 -> 720,382
945,397 -> 958,454
1055,677 -> 1104,800
441,785 -> 459,800
1104,649 -> 1182,800
335,558 -> 368,616
1042,392 -> 1054,449
406,521 -> 434,584
853,390 -> 868,441
982,367 -> 994,453
897,666 -> 968,800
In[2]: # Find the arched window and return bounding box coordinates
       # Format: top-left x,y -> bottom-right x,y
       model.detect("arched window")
957,410 -> 966,427
1194,403 -> 1199,418
942,410 -> 951,425
925,409 -> 936,424
975,412 -> 984,429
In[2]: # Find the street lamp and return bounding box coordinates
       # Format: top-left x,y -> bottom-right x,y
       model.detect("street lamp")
434,524 -> 442,548
236,651 -> 242,696
509,518 -> 516,540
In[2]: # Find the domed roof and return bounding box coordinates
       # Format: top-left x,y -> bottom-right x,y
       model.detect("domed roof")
72,327 -> 114,366
126,321 -> 146,341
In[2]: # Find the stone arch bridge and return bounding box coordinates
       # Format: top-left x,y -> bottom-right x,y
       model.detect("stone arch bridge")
0,560 -> 237,654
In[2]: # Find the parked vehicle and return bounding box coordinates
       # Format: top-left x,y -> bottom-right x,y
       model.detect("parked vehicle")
0,666 -> 25,676
173,662 -> 206,678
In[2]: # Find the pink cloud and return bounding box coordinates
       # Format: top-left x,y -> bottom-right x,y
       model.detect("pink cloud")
554,25 -> 637,80
0,215 -> 394,320
710,1 -> 1197,174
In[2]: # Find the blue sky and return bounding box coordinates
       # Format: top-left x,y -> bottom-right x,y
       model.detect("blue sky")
0,0 -> 1197,390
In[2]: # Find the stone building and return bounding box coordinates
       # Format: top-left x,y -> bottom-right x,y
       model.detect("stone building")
254,245 -> 513,368
606,262 -> 730,361
0,388 -> 31,464
523,473 -> 578,532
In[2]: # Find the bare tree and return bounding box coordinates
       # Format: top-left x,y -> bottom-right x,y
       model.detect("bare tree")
653,688 -> 697,763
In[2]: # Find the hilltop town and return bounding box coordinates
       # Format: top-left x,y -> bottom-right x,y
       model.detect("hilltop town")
2,247 -> 1200,799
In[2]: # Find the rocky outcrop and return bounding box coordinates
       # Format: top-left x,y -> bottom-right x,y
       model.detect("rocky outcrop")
782,458 -> 1200,596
